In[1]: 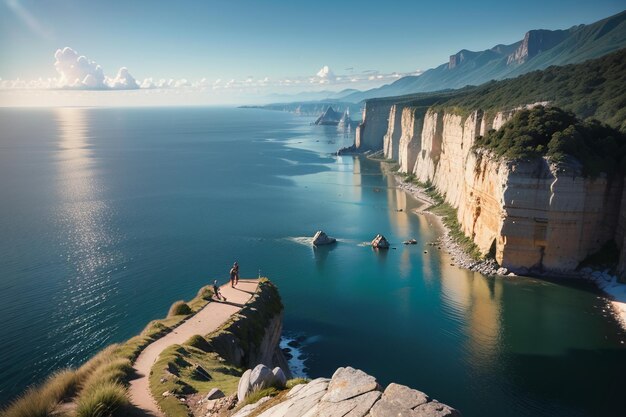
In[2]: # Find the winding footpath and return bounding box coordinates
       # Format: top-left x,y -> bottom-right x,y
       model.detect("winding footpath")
129,279 -> 259,417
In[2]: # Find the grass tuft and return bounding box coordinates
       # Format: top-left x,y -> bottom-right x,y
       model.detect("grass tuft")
285,378 -> 309,389
1,369 -> 78,417
168,300 -> 193,317
75,381 -> 130,417
184,334 -> 211,352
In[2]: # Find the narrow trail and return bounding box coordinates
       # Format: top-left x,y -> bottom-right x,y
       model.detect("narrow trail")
129,279 -> 260,417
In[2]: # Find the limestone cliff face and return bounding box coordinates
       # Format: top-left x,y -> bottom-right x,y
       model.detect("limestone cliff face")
392,107 -> 626,273
356,101 -> 393,151
506,29 -> 569,66
383,104 -> 403,160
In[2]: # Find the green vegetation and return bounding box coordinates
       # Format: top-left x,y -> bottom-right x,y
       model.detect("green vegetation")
75,382 -> 130,417
401,175 -> 483,260
239,387 -> 279,407
168,300 -> 193,317
442,48 -> 626,131
149,344 -> 243,417
382,48 -> 626,132
1,282 -> 216,417
1,369 -> 78,417
285,378 -> 309,389
474,106 -> 626,177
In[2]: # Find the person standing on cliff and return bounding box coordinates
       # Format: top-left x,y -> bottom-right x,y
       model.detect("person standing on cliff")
212,280 -> 226,301
230,262 -> 239,287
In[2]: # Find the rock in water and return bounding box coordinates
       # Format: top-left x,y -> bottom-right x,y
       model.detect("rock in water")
313,230 -> 337,246
371,234 -> 390,249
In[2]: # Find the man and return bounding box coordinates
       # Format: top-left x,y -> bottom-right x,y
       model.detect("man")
212,280 -> 226,301
230,262 -> 239,287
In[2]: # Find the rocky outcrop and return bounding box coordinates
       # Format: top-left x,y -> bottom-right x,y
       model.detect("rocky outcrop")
371,234 -> 390,249
204,279 -> 290,375
312,231 -> 336,246
506,29 -> 569,66
232,366 -> 461,417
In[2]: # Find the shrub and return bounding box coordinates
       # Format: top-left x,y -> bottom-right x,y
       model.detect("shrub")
75,381 -> 130,417
168,301 -> 192,317
184,334 -> 211,352
196,285 -> 214,300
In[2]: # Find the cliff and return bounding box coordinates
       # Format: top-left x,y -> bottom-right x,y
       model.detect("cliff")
370,102 -> 626,275
205,279 -> 290,374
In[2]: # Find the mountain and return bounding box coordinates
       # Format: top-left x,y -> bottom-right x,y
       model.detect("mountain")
342,9 -> 626,102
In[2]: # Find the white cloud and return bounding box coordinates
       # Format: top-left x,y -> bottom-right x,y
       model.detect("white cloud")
107,67 -> 139,90
52,47 -> 139,90
314,65 -> 336,84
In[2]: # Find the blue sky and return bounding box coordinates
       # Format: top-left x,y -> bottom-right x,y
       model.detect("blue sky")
0,0 -> 624,104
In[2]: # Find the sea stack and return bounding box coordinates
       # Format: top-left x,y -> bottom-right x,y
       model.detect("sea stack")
313,230 -> 337,246
371,234 -> 390,249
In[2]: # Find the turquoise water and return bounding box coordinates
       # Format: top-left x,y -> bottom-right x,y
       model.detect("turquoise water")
0,107 -> 624,416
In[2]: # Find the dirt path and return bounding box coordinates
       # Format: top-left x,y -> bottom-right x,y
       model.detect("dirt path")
129,279 -> 259,417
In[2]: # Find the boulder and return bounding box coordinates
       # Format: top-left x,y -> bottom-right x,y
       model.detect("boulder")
322,366 -> 380,403
237,364 -> 290,401
249,364 -> 274,390
205,388 -> 225,400
313,230 -> 337,246
272,367 -> 287,388
237,369 -> 252,402
371,234 -> 390,249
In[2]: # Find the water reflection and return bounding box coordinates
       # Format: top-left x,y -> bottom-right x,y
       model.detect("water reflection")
439,259 -> 502,369
47,108 -> 121,367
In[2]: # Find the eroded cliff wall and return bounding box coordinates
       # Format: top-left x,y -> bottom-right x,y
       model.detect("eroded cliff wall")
393,107 -> 625,273
356,100 -> 393,151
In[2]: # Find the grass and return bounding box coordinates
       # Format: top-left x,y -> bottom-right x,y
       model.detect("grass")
285,378 -> 309,389
239,387 -> 279,407
149,344 -> 243,417
1,369 -> 78,417
75,381 -> 130,417
168,301 -> 193,317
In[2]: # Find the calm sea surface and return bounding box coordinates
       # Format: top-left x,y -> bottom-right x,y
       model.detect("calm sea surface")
0,107 -> 625,416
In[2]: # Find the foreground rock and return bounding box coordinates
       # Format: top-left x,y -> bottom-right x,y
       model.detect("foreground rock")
371,234 -> 390,249
232,366 -> 461,417
313,230 -> 337,246
238,364 -> 288,401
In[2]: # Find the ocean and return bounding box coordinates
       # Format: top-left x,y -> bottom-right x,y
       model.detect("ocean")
0,107 -> 624,416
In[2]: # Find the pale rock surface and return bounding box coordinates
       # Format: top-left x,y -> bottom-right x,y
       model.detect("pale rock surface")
313,231 -> 336,246
238,364 -> 289,402
232,368 -> 460,417
371,234 -> 390,249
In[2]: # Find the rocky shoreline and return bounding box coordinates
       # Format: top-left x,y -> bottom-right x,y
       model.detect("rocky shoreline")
394,173 -> 626,331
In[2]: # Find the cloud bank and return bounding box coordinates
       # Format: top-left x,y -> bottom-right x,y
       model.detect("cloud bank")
53,47 -> 139,90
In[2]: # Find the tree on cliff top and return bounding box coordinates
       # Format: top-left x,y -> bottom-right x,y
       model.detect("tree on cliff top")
474,106 -> 626,177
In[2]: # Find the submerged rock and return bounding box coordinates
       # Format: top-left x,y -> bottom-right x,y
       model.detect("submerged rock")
371,234 -> 390,249
313,230 -> 337,246
403,238 -> 417,245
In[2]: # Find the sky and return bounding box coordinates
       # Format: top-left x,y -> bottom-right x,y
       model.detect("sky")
1,0 -> 624,106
